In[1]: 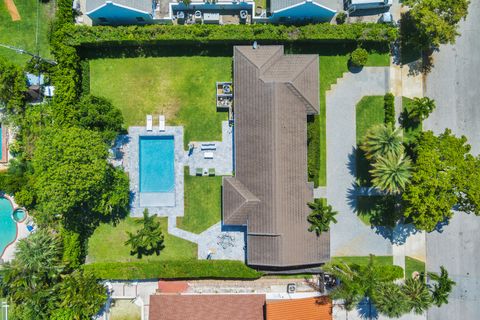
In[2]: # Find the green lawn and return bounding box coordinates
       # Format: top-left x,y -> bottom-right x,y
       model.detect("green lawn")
402,97 -> 422,142
0,0 -> 54,66
332,255 -> 393,266
87,217 -> 197,263
355,96 -> 385,186
89,57 -> 231,147
405,256 -> 425,278
176,167 -> 222,234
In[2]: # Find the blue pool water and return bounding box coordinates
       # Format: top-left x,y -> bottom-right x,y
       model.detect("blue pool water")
139,136 -> 175,193
0,197 -> 16,255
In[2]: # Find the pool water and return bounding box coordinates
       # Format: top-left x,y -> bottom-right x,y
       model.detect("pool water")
0,197 -> 16,255
139,136 -> 175,193
13,208 -> 26,222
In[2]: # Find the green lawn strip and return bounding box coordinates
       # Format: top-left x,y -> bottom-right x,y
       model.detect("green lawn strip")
89,57 -> 231,147
405,256 -> 425,278
355,96 -> 385,186
0,0 -> 54,66
332,255 -> 393,266
87,217 -> 197,263
177,167 -> 222,234
401,97 -> 422,142
84,260 -> 262,280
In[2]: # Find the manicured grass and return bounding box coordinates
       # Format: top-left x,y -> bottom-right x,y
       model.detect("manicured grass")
177,167 -> 222,234
87,217 -> 197,263
405,256 -> 425,278
0,0 -> 54,66
402,97 -> 422,142
332,255 -> 393,266
355,96 -> 385,186
109,300 -> 141,320
89,57 -> 231,147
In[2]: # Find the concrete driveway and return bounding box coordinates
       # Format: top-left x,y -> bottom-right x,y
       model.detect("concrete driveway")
424,1 -> 480,319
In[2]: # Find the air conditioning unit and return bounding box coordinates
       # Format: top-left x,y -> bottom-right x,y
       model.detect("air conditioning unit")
177,11 -> 185,19
287,283 -> 296,294
194,10 -> 202,22
239,10 -> 248,20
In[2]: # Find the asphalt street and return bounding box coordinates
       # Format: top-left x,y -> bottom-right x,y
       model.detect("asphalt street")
424,1 -> 480,319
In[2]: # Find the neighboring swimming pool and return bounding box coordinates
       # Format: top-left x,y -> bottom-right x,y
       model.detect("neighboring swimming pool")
0,197 -> 16,256
139,136 -> 175,193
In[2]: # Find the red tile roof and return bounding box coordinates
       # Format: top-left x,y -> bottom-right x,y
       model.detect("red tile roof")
266,297 -> 332,320
157,281 -> 189,293
149,294 -> 266,320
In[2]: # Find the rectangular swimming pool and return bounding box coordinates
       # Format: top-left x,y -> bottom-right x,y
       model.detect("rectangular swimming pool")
139,136 -> 175,193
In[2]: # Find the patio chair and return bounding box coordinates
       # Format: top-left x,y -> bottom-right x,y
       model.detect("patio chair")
204,152 -> 214,159
159,115 -> 166,132
196,168 -> 203,176
208,168 -> 215,176
146,115 -> 153,131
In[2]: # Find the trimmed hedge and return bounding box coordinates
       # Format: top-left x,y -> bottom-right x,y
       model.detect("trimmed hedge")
83,260 -> 263,280
64,23 -> 397,47
307,115 -> 321,187
384,93 -> 395,126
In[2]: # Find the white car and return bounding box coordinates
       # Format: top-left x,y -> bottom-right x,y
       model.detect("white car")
345,0 -> 393,11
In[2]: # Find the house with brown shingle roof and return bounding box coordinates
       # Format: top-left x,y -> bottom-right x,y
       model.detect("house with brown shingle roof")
149,294 -> 266,320
222,45 -> 330,269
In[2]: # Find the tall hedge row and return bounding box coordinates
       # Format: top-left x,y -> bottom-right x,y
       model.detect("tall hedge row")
63,23 -> 397,47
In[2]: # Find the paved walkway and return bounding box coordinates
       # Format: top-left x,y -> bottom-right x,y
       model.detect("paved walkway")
326,67 -> 393,257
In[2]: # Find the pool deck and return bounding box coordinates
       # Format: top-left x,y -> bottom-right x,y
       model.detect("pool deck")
125,126 -> 187,218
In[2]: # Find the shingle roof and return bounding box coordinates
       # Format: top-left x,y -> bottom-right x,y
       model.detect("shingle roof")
267,297 -> 332,320
149,294 -> 266,320
270,0 -> 338,13
86,0 -> 153,14
222,46 -> 330,268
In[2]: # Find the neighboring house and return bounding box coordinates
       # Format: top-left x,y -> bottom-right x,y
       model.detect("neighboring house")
269,0 -> 337,23
86,0 -> 155,25
267,296 -> 332,320
222,45 -> 330,269
149,294 -> 266,320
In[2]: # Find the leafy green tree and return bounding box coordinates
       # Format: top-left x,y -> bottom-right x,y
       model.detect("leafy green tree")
403,0 -> 470,49
428,266 -> 456,307
402,278 -> 433,314
402,129 -> 479,231
307,200 -> 338,235
54,271 -> 107,320
125,209 -> 165,258
370,154 -> 412,194
0,57 -> 26,117
75,95 -> 124,143
373,282 -> 411,318
361,124 -> 404,160
26,127 -> 129,229
409,97 -> 436,122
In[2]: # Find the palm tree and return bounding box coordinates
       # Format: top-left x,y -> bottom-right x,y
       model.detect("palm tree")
373,282 -> 411,318
410,97 -> 436,122
402,278 -> 433,314
370,153 -> 412,194
361,124 -> 404,160
428,266 -> 456,307
307,201 -> 338,235
125,209 -> 165,258
56,270 -> 107,319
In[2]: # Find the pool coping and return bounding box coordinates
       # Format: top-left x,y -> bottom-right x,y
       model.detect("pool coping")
126,126 -> 186,218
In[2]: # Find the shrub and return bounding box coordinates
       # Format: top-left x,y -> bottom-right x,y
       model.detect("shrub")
83,260 -> 263,280
336,12 -> 347,25
350,48 -> 368,67
384,93 -> 395,126
62,229 -> 83,269
307,115 -> 320,187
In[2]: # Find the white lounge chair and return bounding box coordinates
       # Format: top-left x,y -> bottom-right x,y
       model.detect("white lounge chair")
159,115 -> 166,132
204,152 -> 214,159
146,115 -> 153,131
201,143 -> 216,150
